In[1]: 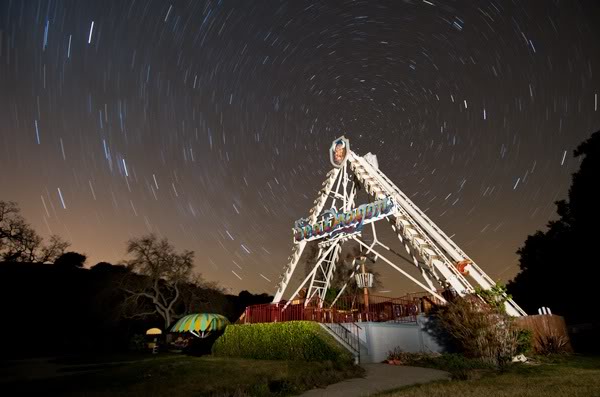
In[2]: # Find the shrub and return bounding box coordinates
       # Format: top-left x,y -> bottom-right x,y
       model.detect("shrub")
433,295 -> 520,367
516,329 -> 533,355
212,321 -> 354,363
537,334 -> 570,355
474,283 -> 512,313
386,347 -> 426,364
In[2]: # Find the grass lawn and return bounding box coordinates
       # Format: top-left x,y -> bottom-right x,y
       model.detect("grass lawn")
377,355 -> 600,397
5,354 -> 363,396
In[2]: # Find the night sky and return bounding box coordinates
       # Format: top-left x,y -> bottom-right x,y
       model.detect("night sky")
1,1 -> 599,295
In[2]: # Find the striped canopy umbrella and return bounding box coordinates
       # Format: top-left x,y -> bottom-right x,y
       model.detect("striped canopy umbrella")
170,313 -> 229,338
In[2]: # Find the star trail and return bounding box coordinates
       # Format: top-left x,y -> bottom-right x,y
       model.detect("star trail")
0,0 -> 599,294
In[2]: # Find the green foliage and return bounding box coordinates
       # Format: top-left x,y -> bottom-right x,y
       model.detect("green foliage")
474,283 -> 511,313
516,329 -> 533,355
212,321 -> 354,363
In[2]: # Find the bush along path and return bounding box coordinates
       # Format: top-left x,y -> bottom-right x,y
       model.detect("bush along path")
212,321 -> 354,363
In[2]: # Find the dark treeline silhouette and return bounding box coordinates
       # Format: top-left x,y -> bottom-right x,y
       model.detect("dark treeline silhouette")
0,260 -> 271,358
1,205 -> 272,358
54,251 -> 87,268
508,130 -> 600,351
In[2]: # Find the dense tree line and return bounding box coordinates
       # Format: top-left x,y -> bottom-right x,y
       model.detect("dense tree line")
0,201 -> 271,358
508,130 -> 600,350
0,259 -> 271,358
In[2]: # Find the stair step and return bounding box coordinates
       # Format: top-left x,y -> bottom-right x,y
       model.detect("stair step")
319,323 -> 363,364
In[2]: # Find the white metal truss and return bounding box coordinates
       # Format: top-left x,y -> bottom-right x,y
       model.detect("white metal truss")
272,167 -> 341,303
273,140 -> 526,317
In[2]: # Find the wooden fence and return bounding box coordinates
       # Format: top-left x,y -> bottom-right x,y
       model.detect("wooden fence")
515,314 -> 573,353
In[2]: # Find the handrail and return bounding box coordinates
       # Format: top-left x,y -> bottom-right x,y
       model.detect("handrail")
324,321 -> 361,364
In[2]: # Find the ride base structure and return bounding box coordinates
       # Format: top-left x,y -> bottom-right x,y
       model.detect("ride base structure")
271,136 -> 526,318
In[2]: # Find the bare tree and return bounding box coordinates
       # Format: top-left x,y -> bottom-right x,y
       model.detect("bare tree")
0,200 -> 69,262
121,234 -> 195,329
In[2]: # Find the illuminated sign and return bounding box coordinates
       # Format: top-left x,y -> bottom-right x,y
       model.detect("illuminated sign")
330,136 -> 350,168
294,197 -> 395,242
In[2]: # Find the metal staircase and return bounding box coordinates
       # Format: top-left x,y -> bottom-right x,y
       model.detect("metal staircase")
320,322 -> 363,364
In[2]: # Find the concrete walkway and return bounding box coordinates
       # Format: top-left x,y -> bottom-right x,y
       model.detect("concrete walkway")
300,364 -> 449,397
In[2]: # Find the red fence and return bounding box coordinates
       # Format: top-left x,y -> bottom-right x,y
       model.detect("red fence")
242,294 -> 439,325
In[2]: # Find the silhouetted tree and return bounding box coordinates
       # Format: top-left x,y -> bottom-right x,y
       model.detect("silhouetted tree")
508,130 -> 600,323
91,261 -> 129,273
54,251 -> 87,268
120,234 -> 196,329
237,290 -> 272,306
0,200 -> 69,262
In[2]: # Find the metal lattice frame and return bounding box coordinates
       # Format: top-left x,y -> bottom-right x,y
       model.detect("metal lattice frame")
273,141 -> 526,317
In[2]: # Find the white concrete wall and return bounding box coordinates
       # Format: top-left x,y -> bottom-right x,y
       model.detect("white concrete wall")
340,316 -> 445,363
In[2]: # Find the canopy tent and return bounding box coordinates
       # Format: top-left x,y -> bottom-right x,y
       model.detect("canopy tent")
170,313 -> 230,338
